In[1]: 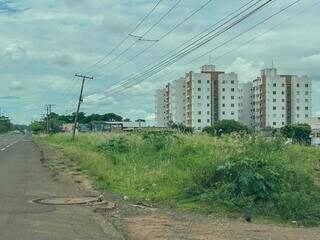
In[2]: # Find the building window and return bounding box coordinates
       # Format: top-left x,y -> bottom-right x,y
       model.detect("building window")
207,80 -> 210,84
305,114 -> 309,118
231,88 -> 235,92
222,88 -> 225,92
297,106 -> 300,110
297,114 -> 300,118
273,91 -> 276,95
231,111 -> 235,115
207,96 -> 210,99
198,96 -> 201,99
222,103 -> 225,107
273,122 -> 276,126
222,80 -> 226,84
273,106 -> 276,110
282,99 -> 285,102
273,83 -> 276,87
231,103 -> 235,107
207,103 -> 210,107
222,111 -> 225,115
305,84 -> 309,88
198,119 -> 201,123
305,107 -> 309,110
198,80 -> 201,83
198,111 -> 201,115
297,91 -> 300,95
207,111 -> 210,115
198,88 -> 201,91
282,83 -> 285,87
297,83 -> 300,87
231,80 -> 234,84
282,107 -> 285,110
305,91 -> 309,95
231,96 -> 235,100
282,122 -> 285,126
282,91 -> 285,95
207,119 -> 210,123
305,99 -> 309,102
273,99 -> 276,102
222,96 -> 225,100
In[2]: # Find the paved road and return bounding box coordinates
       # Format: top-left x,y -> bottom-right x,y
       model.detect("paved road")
0,133 -> 111,240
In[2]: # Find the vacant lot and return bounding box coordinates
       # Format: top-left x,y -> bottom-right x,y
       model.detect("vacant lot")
35,132 -> 320,226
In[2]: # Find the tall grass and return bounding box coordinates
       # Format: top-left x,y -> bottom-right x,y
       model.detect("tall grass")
35,132 -> 320,225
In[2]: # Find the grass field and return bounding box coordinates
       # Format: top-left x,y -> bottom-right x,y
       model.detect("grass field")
35,131 -> 320,226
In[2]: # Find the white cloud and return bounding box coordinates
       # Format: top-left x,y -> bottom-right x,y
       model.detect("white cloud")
9,81 -> 23,91
302,53 -> 320,66
226,57 -> 264,83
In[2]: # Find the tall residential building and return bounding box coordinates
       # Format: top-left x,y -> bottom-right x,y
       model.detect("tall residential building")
156,65 -> 240,131
185,70 -> 213,131
155,65 -> 312,130
252,68 -> 312,129
239,82 -> 254,128
155,89 -> 166,127
169,77 -> 186,125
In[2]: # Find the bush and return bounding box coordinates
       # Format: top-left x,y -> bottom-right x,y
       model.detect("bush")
281,123 -> 311,144
187,137 -> 320,225
203,120 -> 249,136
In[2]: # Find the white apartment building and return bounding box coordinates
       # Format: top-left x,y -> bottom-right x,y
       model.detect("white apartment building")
155,65 -> 312,131
219,72 -> 239,121
186,70 -> 213,131
155,89 -> 166,127
169,77 -> 186,125
239,82 -> 254,128
290,75 -> 312,123
252,68 -> 312,129
156,65 -> 240,131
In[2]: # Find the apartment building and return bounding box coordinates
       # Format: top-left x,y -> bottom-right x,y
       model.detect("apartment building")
252,68 -> 312,129
155,89 -> 166,127
219,72 -> 239,121
239,82 -> 254,128
156,65 -> 240,131
169,77 -> 186,125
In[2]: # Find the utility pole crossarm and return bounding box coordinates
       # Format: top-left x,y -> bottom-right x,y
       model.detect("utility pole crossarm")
72,74 -> 93,140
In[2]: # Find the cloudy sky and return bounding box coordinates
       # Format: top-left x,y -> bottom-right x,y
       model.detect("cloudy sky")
0,0 -> 319,124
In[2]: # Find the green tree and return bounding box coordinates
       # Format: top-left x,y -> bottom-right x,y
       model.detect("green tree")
0,116 -> 11,134
170,123 -> 193,134
30,121 -> 46,134
280,123 -> 311,144
203,120 -> 249,136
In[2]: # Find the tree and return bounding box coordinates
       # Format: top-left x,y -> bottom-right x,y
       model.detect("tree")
102,113 -> 123,122
203,120 -> 249,136
280,123 -> 311,144
0,117 -> 11,134
170,123 -> 193,134
30,121 -> 46,134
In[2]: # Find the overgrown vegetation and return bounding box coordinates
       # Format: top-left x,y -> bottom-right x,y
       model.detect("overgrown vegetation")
35,131 -> 320,226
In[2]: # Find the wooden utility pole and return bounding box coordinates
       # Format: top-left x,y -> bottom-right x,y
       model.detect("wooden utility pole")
72,74 -> 93,140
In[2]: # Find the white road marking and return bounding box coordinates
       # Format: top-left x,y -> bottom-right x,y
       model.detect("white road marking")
0,139 -> 23,152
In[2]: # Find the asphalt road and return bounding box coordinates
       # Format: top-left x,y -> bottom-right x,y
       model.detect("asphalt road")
0,133 -> 112,240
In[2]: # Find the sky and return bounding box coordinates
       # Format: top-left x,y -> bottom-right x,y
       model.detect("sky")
0,0 -> 319,125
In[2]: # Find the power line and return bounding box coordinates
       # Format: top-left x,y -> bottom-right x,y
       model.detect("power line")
83,0 -> 164,73
96,0 -> 273,96
95,0 -> 262,82
93,0 -> 214,77
89,0 -> 274,105
87,0 -> 183,75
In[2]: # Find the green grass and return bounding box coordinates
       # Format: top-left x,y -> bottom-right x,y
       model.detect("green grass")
34,132 -> 320,226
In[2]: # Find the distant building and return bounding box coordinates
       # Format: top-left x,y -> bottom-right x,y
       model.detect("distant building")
91,121 -> 147,132
155,89 -> 166,127
155,65 -> 313,131
252,68 -> 312,130
155,65 -> 240,131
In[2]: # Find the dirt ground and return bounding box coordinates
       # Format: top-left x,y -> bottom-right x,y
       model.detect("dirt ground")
42,145 -> 320,240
